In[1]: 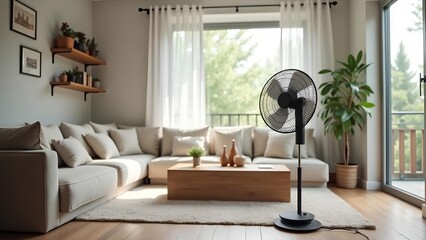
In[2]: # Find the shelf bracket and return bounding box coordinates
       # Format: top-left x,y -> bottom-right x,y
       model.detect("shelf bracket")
51,52 -> 56,64
51,84 -> 55,96
84,92 -> 89,101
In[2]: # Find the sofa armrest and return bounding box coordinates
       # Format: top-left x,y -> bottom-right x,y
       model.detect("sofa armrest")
0,150 -> 59,233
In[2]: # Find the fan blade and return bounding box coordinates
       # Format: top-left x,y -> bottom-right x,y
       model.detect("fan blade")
303,98 -> 317,124
267,107 -> 289,129
289,71 -> 313,93
267,80 -> 284,99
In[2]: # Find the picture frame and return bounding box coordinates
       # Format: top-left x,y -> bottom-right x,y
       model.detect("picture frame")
10,0 -> 37,40
20,46 -> 41,78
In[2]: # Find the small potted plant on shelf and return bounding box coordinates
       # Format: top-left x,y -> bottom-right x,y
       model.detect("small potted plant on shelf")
74,31 -> 87,52
318,50 -> 375,188
59,70 -> 70,82
86,38 -> 99,57
188,146 -> 206,167
92,78 -> 101,88
57,22 -> 75,48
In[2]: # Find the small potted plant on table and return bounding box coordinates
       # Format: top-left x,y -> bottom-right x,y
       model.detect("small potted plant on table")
188,146 -> 206,167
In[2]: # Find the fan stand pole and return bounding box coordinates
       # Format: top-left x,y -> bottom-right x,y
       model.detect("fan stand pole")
273,105 -> 321,232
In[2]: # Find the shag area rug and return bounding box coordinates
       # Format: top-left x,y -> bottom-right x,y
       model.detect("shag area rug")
76,185 -> 375,229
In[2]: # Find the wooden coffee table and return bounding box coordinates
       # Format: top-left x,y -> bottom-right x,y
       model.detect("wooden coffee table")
167,163 -> 290,202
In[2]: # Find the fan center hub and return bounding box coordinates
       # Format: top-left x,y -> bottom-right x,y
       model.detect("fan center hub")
278,92 -> 293,109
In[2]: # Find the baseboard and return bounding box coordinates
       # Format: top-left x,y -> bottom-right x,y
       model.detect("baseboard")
423,204 -> 426,218
358,179 -> 381,190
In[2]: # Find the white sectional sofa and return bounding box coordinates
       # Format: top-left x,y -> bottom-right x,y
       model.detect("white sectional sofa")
0,121 -> 328,233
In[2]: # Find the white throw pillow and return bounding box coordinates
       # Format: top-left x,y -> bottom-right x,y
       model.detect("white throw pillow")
162,127 -> 209,156
172,136 -> 205,156
214,129 -> 243,156
84,133 -> 120,159
89,121 -> 118,134
211,126 -> 253,157
109,128 -> 143,155
59,122 -> 96,157
264,131 -> 295,159
52,137 -> 93,168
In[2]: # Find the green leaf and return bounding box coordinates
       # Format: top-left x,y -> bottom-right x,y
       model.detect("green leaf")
341,111 -> 351,122
360,102 -> 375,108
319,69 -> 332,74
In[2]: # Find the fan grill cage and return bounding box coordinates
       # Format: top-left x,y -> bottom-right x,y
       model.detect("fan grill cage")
259,69 -> 317,133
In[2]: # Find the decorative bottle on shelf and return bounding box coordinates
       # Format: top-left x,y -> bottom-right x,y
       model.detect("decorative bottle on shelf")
228,139 -> 238,167
220,145 -> 229,167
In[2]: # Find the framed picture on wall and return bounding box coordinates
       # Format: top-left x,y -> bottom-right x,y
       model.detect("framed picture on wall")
20,46 -> 41,77
10,0 -> 37,40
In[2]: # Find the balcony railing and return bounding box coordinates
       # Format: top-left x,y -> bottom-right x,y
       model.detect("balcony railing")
207,113 -> 264,127
391,111 -> 424,180
207,111 -> 425,179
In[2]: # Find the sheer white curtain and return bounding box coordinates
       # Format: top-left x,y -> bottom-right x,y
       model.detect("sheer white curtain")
279,0 -> 336,162
146,5 -> 205,128
279,0 -> 334,77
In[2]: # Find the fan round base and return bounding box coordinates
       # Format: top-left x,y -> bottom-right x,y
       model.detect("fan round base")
273,210 -> 321,232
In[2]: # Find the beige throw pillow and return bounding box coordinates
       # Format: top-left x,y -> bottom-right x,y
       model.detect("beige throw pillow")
0,121 -> 49,150
59,122 -> 96,157
253,127 -> 270,157
84,133 -> 120,159
214,130 -> 243,156
89,121 -> 118,134
118,124 -> 161,156
109,128 -> 142,155
264,131 -> 295,159
52,137 -> 92,168
172,136 -> 205,156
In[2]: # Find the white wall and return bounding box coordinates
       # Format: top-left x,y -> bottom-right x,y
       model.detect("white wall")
0,0 -> 93,127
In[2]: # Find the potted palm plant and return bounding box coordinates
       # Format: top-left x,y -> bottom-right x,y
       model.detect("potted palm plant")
318,50 -> 375,188
188,146 -> 206,167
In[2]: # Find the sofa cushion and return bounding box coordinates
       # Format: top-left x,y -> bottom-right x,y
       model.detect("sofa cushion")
171,136 -> 205,156
252,157 -> 329,183
253,127 -> 270,157
0,122 -> 49,150
89,121 -> 118,134
254,127 -> 316,158
52,137 -> 93,168
148,155 -> 220,180
210,126 -> 253,157
59,122 -> 96,157
162,127 -> 209,156
84,133 -> 120,159
264,131 -> 295,159
109,128 -> 142,155
58,165 -> 117,212
88,154 -> 155,186
118,125 -> 161,156
214,129 -> 243,156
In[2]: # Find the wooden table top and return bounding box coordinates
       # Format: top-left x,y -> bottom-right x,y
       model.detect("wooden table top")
168,163 -> 290,173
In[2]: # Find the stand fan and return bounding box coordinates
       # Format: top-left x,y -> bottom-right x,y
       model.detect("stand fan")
259,69 -> 321,232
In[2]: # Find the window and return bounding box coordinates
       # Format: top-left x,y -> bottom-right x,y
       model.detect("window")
204,13 -> 281,126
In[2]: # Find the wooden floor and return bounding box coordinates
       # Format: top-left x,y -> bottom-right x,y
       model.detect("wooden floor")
1,186 -> 425,240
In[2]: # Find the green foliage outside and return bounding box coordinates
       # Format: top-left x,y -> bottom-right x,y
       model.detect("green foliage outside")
203,29 -> 279,126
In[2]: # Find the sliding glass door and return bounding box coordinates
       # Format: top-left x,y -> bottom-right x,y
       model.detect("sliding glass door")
383,0 -> 425,206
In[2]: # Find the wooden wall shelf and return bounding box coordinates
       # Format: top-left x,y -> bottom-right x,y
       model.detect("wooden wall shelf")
51,48 -> 106,71
50,82 -> 106,101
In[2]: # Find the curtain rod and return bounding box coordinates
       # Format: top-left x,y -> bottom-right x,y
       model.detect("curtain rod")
138,1 -> 338,14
